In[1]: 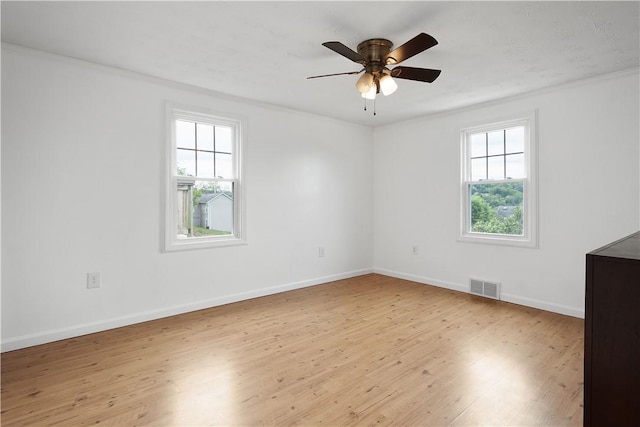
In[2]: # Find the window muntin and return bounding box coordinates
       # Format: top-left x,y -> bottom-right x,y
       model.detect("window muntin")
175,120 -> 233,179
166,105 -> 244,251
460,114 -> 537,247
470,127 -> 525,182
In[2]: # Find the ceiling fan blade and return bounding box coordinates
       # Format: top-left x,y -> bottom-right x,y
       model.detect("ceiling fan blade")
385,33 -> 438,65
307,70 -> 363,79
322,41 -> 365,64
390,66 -> 441,83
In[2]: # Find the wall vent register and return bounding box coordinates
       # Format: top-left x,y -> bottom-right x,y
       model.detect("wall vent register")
470,278 -> 500,300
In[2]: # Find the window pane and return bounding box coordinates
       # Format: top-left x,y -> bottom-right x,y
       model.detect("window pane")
176,120 -> 195,149
487,156 -> 504,180
178,180 -> 234,238
471,158 -> 486,181
176,148 -> 195,176
470,133 -> 486,157
193,181 -> 233,236
469,182 -> 524,236
215,126 -> 232,153
506,127 -> 525,153
505,153 -> 525,179
487,131 -> 504,156
215,153 -> 233,178
197,151 -> 214,178
197,123 -> 214,151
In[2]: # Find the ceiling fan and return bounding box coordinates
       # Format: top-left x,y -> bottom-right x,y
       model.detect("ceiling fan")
308,33 -> 441,104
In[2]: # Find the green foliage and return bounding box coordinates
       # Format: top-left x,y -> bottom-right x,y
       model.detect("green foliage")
470,181 -> 523,207
471,195 -> 493,224
197,182 -> 221,193
193,182 -> 224,207
470,182 -> 523,236
472,206 -> 523,235
192,187 -> 203,207
192,226 -> 231,237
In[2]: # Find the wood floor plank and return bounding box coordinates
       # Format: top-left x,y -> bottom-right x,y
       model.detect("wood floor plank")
1,274 -> 584,426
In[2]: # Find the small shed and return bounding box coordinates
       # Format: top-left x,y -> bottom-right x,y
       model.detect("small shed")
194,192 -> 233,233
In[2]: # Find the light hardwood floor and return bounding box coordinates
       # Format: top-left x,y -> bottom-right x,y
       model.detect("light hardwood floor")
1,274 -> 584,426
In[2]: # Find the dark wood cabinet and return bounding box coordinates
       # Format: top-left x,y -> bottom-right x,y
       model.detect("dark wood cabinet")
585,231 -> 640,426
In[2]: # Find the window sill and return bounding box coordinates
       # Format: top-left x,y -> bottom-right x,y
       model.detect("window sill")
457,232 -> 537,249
164,235 -> 247,252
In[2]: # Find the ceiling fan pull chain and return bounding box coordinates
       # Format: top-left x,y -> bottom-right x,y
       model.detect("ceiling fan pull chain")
373,98 -> 376,116
363,98 -> 367,111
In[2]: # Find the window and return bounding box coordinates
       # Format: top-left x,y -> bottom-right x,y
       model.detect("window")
459,113 -> 537,247
165,104 -> 245,251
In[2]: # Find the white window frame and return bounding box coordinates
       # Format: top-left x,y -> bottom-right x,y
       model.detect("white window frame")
164,103 -> 246,251
458,111 -> 538,248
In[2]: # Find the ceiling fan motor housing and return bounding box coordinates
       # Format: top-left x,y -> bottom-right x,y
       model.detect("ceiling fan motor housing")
357,38 -> 393,75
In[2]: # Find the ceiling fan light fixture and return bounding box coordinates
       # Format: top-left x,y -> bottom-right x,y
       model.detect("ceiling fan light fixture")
379,74 -> 398,96
361,85 -> 377,100
355,72 -> 374,93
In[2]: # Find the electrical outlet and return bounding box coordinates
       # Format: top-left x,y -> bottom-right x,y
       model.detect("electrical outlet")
318,247 -> 325,258
412,245 -> 419,256
87,272 -> 100,289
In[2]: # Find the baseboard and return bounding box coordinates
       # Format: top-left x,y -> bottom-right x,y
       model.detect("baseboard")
1,268 -> 373,352
372,268 -> 468,293
373,268 -> 585,319
500,293 -> 584,318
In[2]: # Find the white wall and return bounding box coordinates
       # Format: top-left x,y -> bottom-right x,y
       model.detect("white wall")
1,45 -> 374,351
373,69 -> 640,317
3,44 -> 638,352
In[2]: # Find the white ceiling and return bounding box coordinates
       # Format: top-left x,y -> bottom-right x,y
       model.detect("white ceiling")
2,1 -> 639,126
